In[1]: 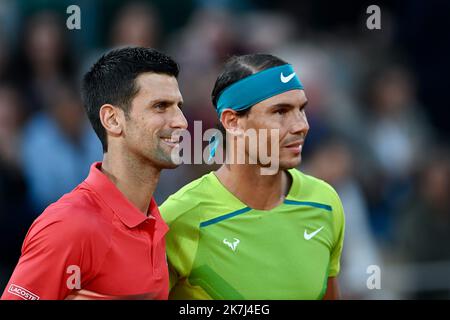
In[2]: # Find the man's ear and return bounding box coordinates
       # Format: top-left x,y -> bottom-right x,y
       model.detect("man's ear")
220,109 -> 243,136
99,104 -> 124,137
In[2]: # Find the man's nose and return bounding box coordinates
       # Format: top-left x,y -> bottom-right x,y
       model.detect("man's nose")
290,111 -> 309,136
171,107 -> 188,129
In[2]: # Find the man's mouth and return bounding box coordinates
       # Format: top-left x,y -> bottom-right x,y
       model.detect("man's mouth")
283,140 -> 304,154
160,136 -> 181,147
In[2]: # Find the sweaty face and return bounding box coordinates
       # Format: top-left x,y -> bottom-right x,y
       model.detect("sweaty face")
123,73 -> 187,169
238,89 -> 309,170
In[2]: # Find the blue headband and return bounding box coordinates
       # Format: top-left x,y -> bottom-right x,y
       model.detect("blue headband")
215,64 -> 304,117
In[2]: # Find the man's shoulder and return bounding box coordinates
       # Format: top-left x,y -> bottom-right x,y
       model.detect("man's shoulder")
160,172 -> 216,223
287,169 -> 345,235
27,185 -> 113,246
288,168 -> 342,206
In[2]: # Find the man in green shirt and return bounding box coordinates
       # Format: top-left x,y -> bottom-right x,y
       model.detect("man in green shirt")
160,53 -> 345,299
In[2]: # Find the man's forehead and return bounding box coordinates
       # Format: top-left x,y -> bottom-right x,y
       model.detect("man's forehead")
259,89 -> 307,108
135,72 -> 182,100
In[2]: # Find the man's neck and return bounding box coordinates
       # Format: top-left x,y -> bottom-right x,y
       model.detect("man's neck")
101,152 -> 160,215
215,164 -> 291,210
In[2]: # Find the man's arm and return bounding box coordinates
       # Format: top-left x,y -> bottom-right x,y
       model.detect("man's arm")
324,188 -> 345,300
323,277 -> 340,300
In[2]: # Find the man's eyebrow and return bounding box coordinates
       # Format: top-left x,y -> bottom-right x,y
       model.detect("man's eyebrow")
300,100 -> 309,108
149,98 -> 183,106
271,100 -> 309,109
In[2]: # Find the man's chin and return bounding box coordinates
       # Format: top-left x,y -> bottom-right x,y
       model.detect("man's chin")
152,147 -> 183,169
154,156 -> 181,169
160,161 -> 180,169
280,157 -> 302,170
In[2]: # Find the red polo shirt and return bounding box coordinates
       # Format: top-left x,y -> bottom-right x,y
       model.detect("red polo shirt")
1,162 -> 169,300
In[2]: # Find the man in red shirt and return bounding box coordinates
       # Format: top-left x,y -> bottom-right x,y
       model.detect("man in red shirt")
1,47 -> 187,300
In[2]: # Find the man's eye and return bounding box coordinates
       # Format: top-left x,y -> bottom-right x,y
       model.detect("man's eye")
154,103 -> 166,110
275,109 -> 287,115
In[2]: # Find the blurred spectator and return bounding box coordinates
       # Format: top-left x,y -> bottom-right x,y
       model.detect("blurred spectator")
239,11 -> 296,52
20,83 -> 102,215
0,83 -> 32,289
11,11 -> 75,117
0,84 -> 24,167
362,65 -> 433,241
110,1 -> 161,48
394,147 -> 450,298
367,65 -> 431,178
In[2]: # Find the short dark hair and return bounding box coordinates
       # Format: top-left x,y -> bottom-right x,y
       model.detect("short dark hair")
82,47 -> 179,152
211,53 -> 288,110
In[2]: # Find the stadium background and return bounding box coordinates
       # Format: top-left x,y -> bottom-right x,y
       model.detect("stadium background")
0,0 -> 449,299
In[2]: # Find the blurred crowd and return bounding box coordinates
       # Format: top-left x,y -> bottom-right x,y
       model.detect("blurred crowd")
0,0 -> 449,299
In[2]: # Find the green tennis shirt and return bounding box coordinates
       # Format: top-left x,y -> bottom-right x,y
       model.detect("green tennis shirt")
159,169 -> 345,300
